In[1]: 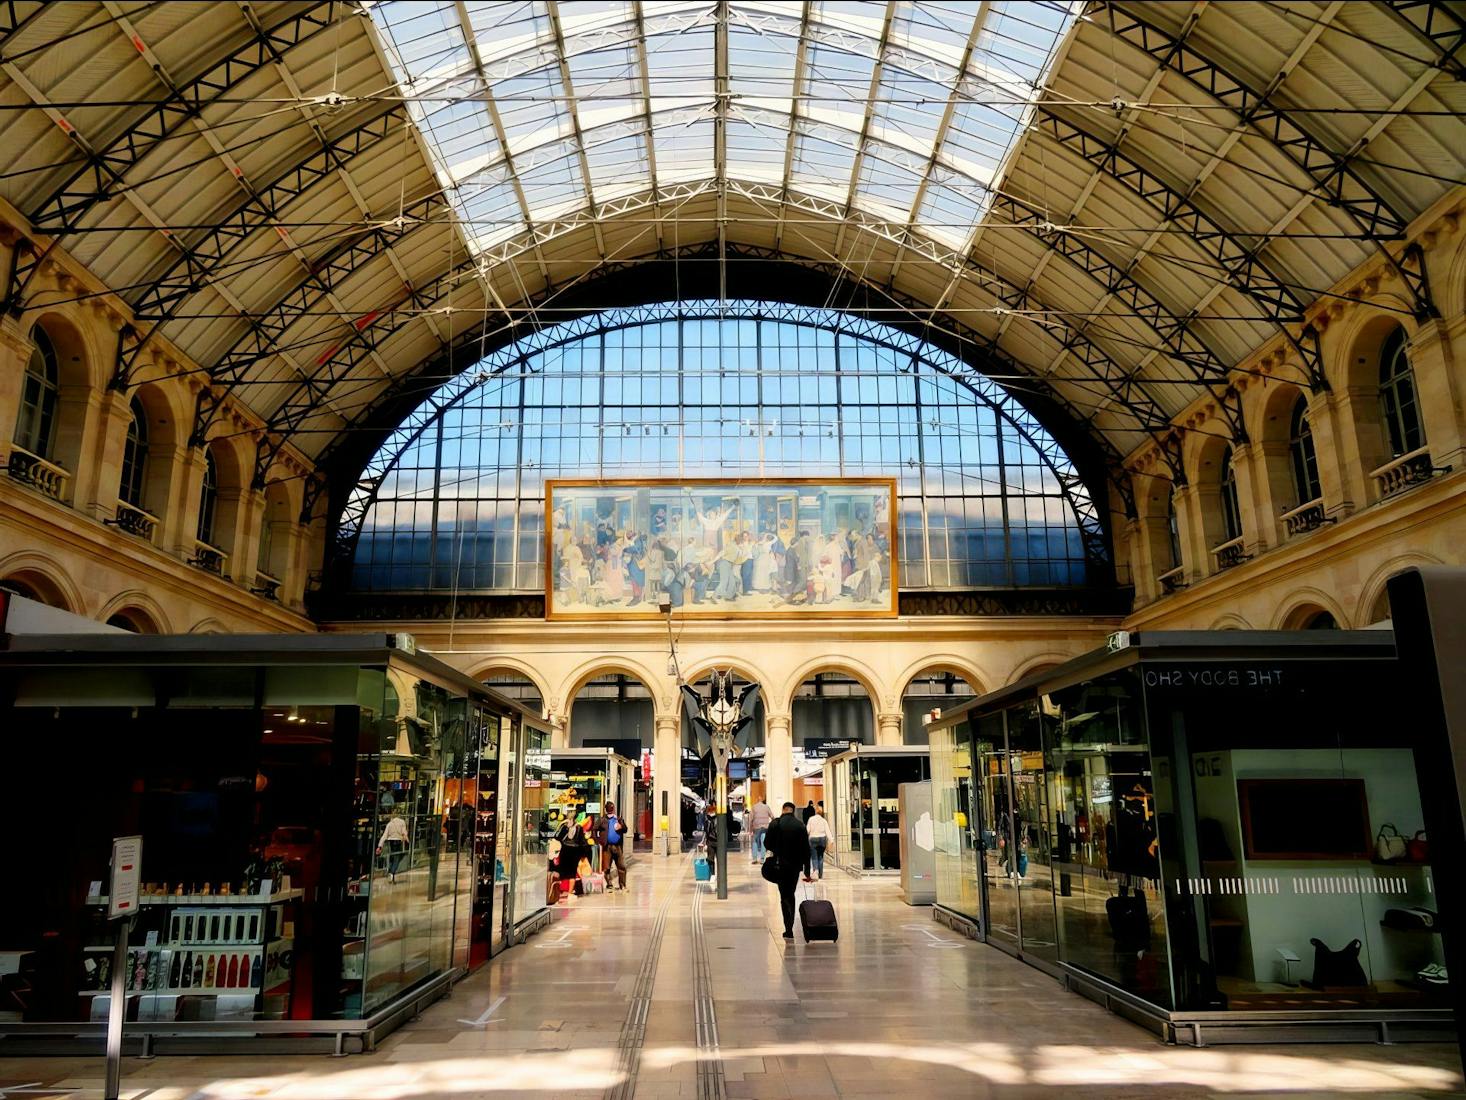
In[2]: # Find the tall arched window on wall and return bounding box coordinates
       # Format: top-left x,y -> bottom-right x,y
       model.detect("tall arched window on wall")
197,450 -> 219,547
1288,395 -> 1321,507
338,302 -> 1106,593
1379,328 -> 1424,459
1218,448 -> 1243,543
119,397 -> 149,509
14,327 -> 60,460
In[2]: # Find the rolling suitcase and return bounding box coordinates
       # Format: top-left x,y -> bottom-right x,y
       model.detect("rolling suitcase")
799,897 -> 838,942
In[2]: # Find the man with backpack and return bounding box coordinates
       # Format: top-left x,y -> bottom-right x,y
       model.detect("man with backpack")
595,801 -> 628,891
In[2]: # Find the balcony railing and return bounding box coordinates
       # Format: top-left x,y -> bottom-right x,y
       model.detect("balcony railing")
1281,497 -> 1332,538
108,500 -> 159,543
190,539 -> 229,577
1370,446 -> 1449,501
5,444 -> 69,502
1210,535 -> 1249,572
252,570 -> 282,601
1157,565 -> 1187,593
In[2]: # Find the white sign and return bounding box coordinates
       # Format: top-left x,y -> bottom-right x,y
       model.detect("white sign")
108,835 -> 143,920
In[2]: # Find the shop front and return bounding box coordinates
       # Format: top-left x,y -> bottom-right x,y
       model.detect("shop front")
926,631 -> 1454,1043
0,634 -> 547,1053
547,748 -> 637,844
823,746 -> 930,874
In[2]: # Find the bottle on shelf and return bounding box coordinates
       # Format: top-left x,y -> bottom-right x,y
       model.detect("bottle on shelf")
211,915 -> 221,941
147,951 -> 161,991
169,951 -> 184,988
184,915 -> 195,941
191,953 -> 203,988
249,954 -> 263,987
170,914 -> 181,941
226,955 -> 239,987
205,955 -> 216,987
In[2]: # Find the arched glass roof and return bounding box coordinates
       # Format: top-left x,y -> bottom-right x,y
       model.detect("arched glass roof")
369,1 -> 1078,253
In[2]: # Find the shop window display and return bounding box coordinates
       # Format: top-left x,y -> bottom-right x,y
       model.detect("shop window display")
928,721 -> 979,922
928,632 -> 1451,1034
0,638 -> 529,1040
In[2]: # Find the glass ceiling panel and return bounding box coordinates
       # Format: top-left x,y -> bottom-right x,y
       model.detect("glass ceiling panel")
366,0 -> 1078,260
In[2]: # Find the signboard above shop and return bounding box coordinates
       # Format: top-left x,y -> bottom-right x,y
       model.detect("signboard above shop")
804,737 -> 859,760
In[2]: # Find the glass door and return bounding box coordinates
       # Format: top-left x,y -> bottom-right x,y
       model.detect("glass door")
1008,700 -> 1058,966
975,712 -> 1018,952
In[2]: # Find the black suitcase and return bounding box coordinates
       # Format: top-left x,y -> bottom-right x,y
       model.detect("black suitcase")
799,898 -> 839,942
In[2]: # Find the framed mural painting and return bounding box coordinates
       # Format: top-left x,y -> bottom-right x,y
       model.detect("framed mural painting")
545,478 -> 898,620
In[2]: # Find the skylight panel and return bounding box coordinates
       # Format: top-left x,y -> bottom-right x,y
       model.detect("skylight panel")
726,118 -> 787,183
915,179 -> 986,249
854,146 -> 925,221
518,151 -> 587,220
459,178 -> 526,249
464,0 -> 552,65
584,132 -> 652,200
790,132 -> 856,199
492,65 -> 568,153
653,118 -> 715,182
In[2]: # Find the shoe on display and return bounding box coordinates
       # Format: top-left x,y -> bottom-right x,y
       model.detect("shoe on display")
1417,963 -> 1449,984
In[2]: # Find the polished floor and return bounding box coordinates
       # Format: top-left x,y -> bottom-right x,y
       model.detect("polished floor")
1,848 -> 1461,1099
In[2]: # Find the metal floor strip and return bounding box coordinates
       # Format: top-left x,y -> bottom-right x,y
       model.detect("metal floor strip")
691,881 -> 729,1100
603,857 -> 686,1100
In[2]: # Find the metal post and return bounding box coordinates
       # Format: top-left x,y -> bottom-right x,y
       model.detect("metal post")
716,770 -> 729,900
104,918 -> 129,1100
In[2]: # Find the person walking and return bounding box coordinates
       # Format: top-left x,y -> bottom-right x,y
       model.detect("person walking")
376,813 -> 409,883
806,806 -> 831,879
594,801 -> 629,890
748,798 -> 774,863
801,799 -> 816,824
764,802 -> 813,939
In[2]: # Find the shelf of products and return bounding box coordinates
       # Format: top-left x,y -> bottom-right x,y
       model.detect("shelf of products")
82,887 -> 298,1021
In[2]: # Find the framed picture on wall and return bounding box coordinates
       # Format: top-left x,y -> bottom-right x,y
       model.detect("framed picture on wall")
545,477 -> 898,620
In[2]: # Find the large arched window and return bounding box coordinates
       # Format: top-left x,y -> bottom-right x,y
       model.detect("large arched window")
1379,328 -> 1424,458
1218,448 -> 1243,543
119,397 -> 149,508
14,327 -> 60,459
1288,395 -> 1321,507
342,302 -> 1104,593
197,450 -> 219,546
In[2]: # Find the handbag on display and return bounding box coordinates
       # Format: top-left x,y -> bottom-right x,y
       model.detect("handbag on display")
1375,823 -> 1408,862
1304,938 -> 1368,989
1407,830 -> 1429,863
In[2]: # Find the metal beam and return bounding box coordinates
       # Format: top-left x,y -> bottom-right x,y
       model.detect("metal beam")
113,104 -> 409,385
1381,0 -> 1466,77
1030,105 -> 1328,388
1101,1 -> 1435,319
24,2 -> 345,235
192,189 -> 453,445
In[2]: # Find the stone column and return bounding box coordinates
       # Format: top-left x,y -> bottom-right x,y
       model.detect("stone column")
1409,316 -> 1466,473
1308,390 -> 1359,517
652,713 -> 681,856
763,712 -> 793,809
82,390 -> 132,522
52,388 -> 103,508
876,711 -> 902,745
1235,440 -> 1283,552
0,316 -> 30,437
166,448 -> 205,558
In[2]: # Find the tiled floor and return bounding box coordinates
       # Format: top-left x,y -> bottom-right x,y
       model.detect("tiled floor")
1,848 -> 1461,1099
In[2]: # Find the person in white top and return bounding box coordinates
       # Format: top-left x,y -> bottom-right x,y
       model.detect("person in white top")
806,809 -> 831,879
377,814 -> 409,882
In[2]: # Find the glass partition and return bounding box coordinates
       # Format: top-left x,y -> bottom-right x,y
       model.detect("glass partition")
1145,659 -> 1444,1013
929,721 -> 979,921
516,725 -> 552,933
1044,666 -> 1170,1006
976,711 -> 1019,952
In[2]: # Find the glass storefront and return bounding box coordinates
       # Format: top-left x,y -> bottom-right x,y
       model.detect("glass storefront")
928,632 -> 1453,1034
0,636 -> 545,1041
929,721 -> 979,921
823,747 -> 930,872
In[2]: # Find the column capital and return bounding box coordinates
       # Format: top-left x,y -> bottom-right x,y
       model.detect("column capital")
653,713 -> 679,735
764,712 -> 791,732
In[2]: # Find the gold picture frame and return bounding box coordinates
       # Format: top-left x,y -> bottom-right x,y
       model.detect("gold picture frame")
545,477 -> 899,621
